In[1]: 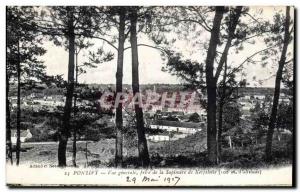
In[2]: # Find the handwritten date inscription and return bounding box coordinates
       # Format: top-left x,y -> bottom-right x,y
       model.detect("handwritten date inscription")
126,176 -> 181,186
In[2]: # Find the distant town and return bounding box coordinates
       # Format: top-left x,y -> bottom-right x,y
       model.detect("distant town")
8,84 -> 291,143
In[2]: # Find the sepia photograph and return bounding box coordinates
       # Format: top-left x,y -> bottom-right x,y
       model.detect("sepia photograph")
5,4 -> 295,187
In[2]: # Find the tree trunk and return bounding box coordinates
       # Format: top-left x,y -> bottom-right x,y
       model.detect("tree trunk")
85,128 -> 88,166
130,9 -> 150,167
6,74 -> 13,165
58,9 -> 75,167
217,59 -> 227,160
205,7 -> 224,165
265,7 -> 291,162
217,101 -> 224,157
115,9 -> 126,168
214,6 -> 242,80
72,128 -> 77,167
72,51 -> 79,167
16,39 -> 21,166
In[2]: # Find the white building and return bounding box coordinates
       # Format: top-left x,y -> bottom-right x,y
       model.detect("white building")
150,120 -> 203,135
147,135 -> 170,142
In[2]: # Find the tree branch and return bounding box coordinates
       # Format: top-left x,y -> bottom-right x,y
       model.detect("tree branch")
244,12 -> 261,23
227,46 -> 275,76
124,43 -> 167,53
190,7 -> 212,31
235,30 -> 271,45
285,59 -> 293,64
86,36 -> 118,51
154,14 -> 211,32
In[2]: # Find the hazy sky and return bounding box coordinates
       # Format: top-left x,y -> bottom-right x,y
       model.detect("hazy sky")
41,6 -> 294,87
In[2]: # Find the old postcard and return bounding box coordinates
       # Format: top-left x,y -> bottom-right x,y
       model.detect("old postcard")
6,6 -> 295,187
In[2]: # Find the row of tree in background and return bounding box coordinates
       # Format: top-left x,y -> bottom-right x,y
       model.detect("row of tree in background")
6,6 -> 294,167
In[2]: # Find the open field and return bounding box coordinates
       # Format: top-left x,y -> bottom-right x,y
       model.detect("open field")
10,132 -> 292,168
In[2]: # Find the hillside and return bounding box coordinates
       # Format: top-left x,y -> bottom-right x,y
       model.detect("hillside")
149,128 -> 207,156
